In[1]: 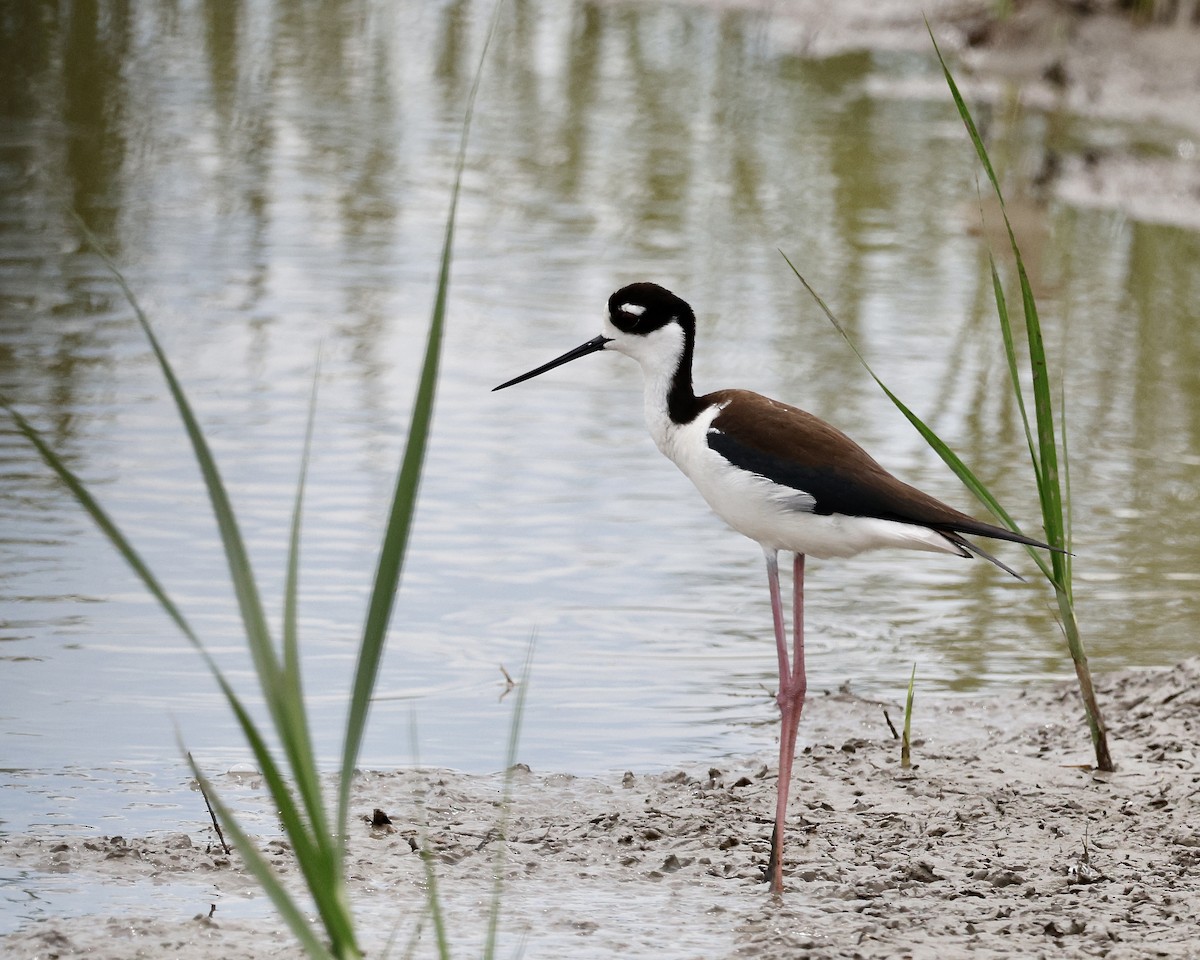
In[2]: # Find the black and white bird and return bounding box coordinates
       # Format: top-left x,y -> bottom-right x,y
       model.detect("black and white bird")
493,281 -> 1055,893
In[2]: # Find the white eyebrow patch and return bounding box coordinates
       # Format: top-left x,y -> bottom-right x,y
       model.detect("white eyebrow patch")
619,303 -> 646,316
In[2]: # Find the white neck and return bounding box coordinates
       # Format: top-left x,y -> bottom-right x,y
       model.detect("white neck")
602,320 -> 689,457
640,355 -> 678,455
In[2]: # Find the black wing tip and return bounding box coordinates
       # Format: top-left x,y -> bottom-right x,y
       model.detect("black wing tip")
944,528 -> 1077,582
952,521 -> 1072,557
942,531 -> 1026,581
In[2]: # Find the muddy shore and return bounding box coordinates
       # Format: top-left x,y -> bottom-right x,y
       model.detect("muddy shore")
4,657 -> 1200,958
769,0 -> 1200,229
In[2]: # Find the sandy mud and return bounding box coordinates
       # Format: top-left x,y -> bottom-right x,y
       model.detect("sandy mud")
4,657 -> 1199,958
765,0 -> 1200,229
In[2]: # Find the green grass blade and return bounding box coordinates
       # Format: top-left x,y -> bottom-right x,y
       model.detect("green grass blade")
220,694 -> 317,866
184,749 -> 337,960
901,663 -> 916,769
172,593 -> 358,950
273,354 -> 331,844
74,217 -> 333,853
420,844 -> 452,960
406,715 -> 452,960
336,0 -> 505,842
336,196 -> 446,840
927,26 -> 1066,554
930,27 -> 1072,574
10,390 -> 352,952
929,24 -> 1111,770
73,216 -> 280,686
3,399 -> 203,646
483,637 -> 535,960
284,356 -> 320,708
1015,262 -> 1066,555
989,256 -> 1041,482
1060,383 -> 1074,590
926,19 -> 1006,211
209,675 -> 356,945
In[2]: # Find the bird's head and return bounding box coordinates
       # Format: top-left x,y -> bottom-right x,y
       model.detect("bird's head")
493,282 -> 694,392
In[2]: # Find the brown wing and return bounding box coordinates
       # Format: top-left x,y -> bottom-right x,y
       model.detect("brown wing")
703,389 -> 1051,550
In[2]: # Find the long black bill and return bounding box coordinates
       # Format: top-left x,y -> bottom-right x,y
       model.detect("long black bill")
492,335 -> 612,391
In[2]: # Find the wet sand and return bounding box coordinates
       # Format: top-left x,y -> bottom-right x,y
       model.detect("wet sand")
765,0 -> 1200,228
955,0 -> 1200,230
4,657 -> 1199,958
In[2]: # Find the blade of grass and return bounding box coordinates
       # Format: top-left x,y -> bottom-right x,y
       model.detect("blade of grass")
70,216 -> 277,678
900,664 -> 916,769
6,393 -> 354,952
483,636 -> 535,960
3,399 -> 201,646
71,214 -> 336,835
406,715 -> 452,960
419,842 -> 451,959
1017,264 -> 1068,558
989,255 -> 1041,483
184,747 -> 336,960
279,354 -> 323,807
284,358 -> 321,700
336,0 -> 505,843
11,1 -> 509,952
925,24 -> 1066,550
1060,383 -> 1074,585
209,672 -> 356,952
927,23 -> 1111,771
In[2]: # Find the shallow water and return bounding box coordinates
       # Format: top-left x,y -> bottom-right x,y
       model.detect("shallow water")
2,0 -> 1198,860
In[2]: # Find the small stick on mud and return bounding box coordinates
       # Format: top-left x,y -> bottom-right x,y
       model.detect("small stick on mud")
190,752 -> 232,855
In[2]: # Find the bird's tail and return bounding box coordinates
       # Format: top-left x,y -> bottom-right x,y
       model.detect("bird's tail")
941,531 -> 1026,581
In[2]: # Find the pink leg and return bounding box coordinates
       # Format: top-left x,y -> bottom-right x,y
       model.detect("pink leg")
763,549 -> 807,894
784,553 -> 807,777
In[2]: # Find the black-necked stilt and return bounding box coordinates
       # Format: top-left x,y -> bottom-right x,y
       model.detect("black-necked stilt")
493,281 -> 1056,893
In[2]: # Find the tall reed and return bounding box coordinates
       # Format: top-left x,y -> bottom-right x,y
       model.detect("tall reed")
931,28 -> 1110,771
783,30 -> 1112,772
2,4 -> 507,956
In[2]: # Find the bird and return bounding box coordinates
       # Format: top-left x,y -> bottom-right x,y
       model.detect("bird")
492,281 -> 1057,894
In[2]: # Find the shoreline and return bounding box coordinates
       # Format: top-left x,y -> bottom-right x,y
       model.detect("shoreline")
4,657 -> 1198,957
764,0 -> 1200,230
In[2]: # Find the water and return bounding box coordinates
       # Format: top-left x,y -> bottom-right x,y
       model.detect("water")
2,0 -> 1198,855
